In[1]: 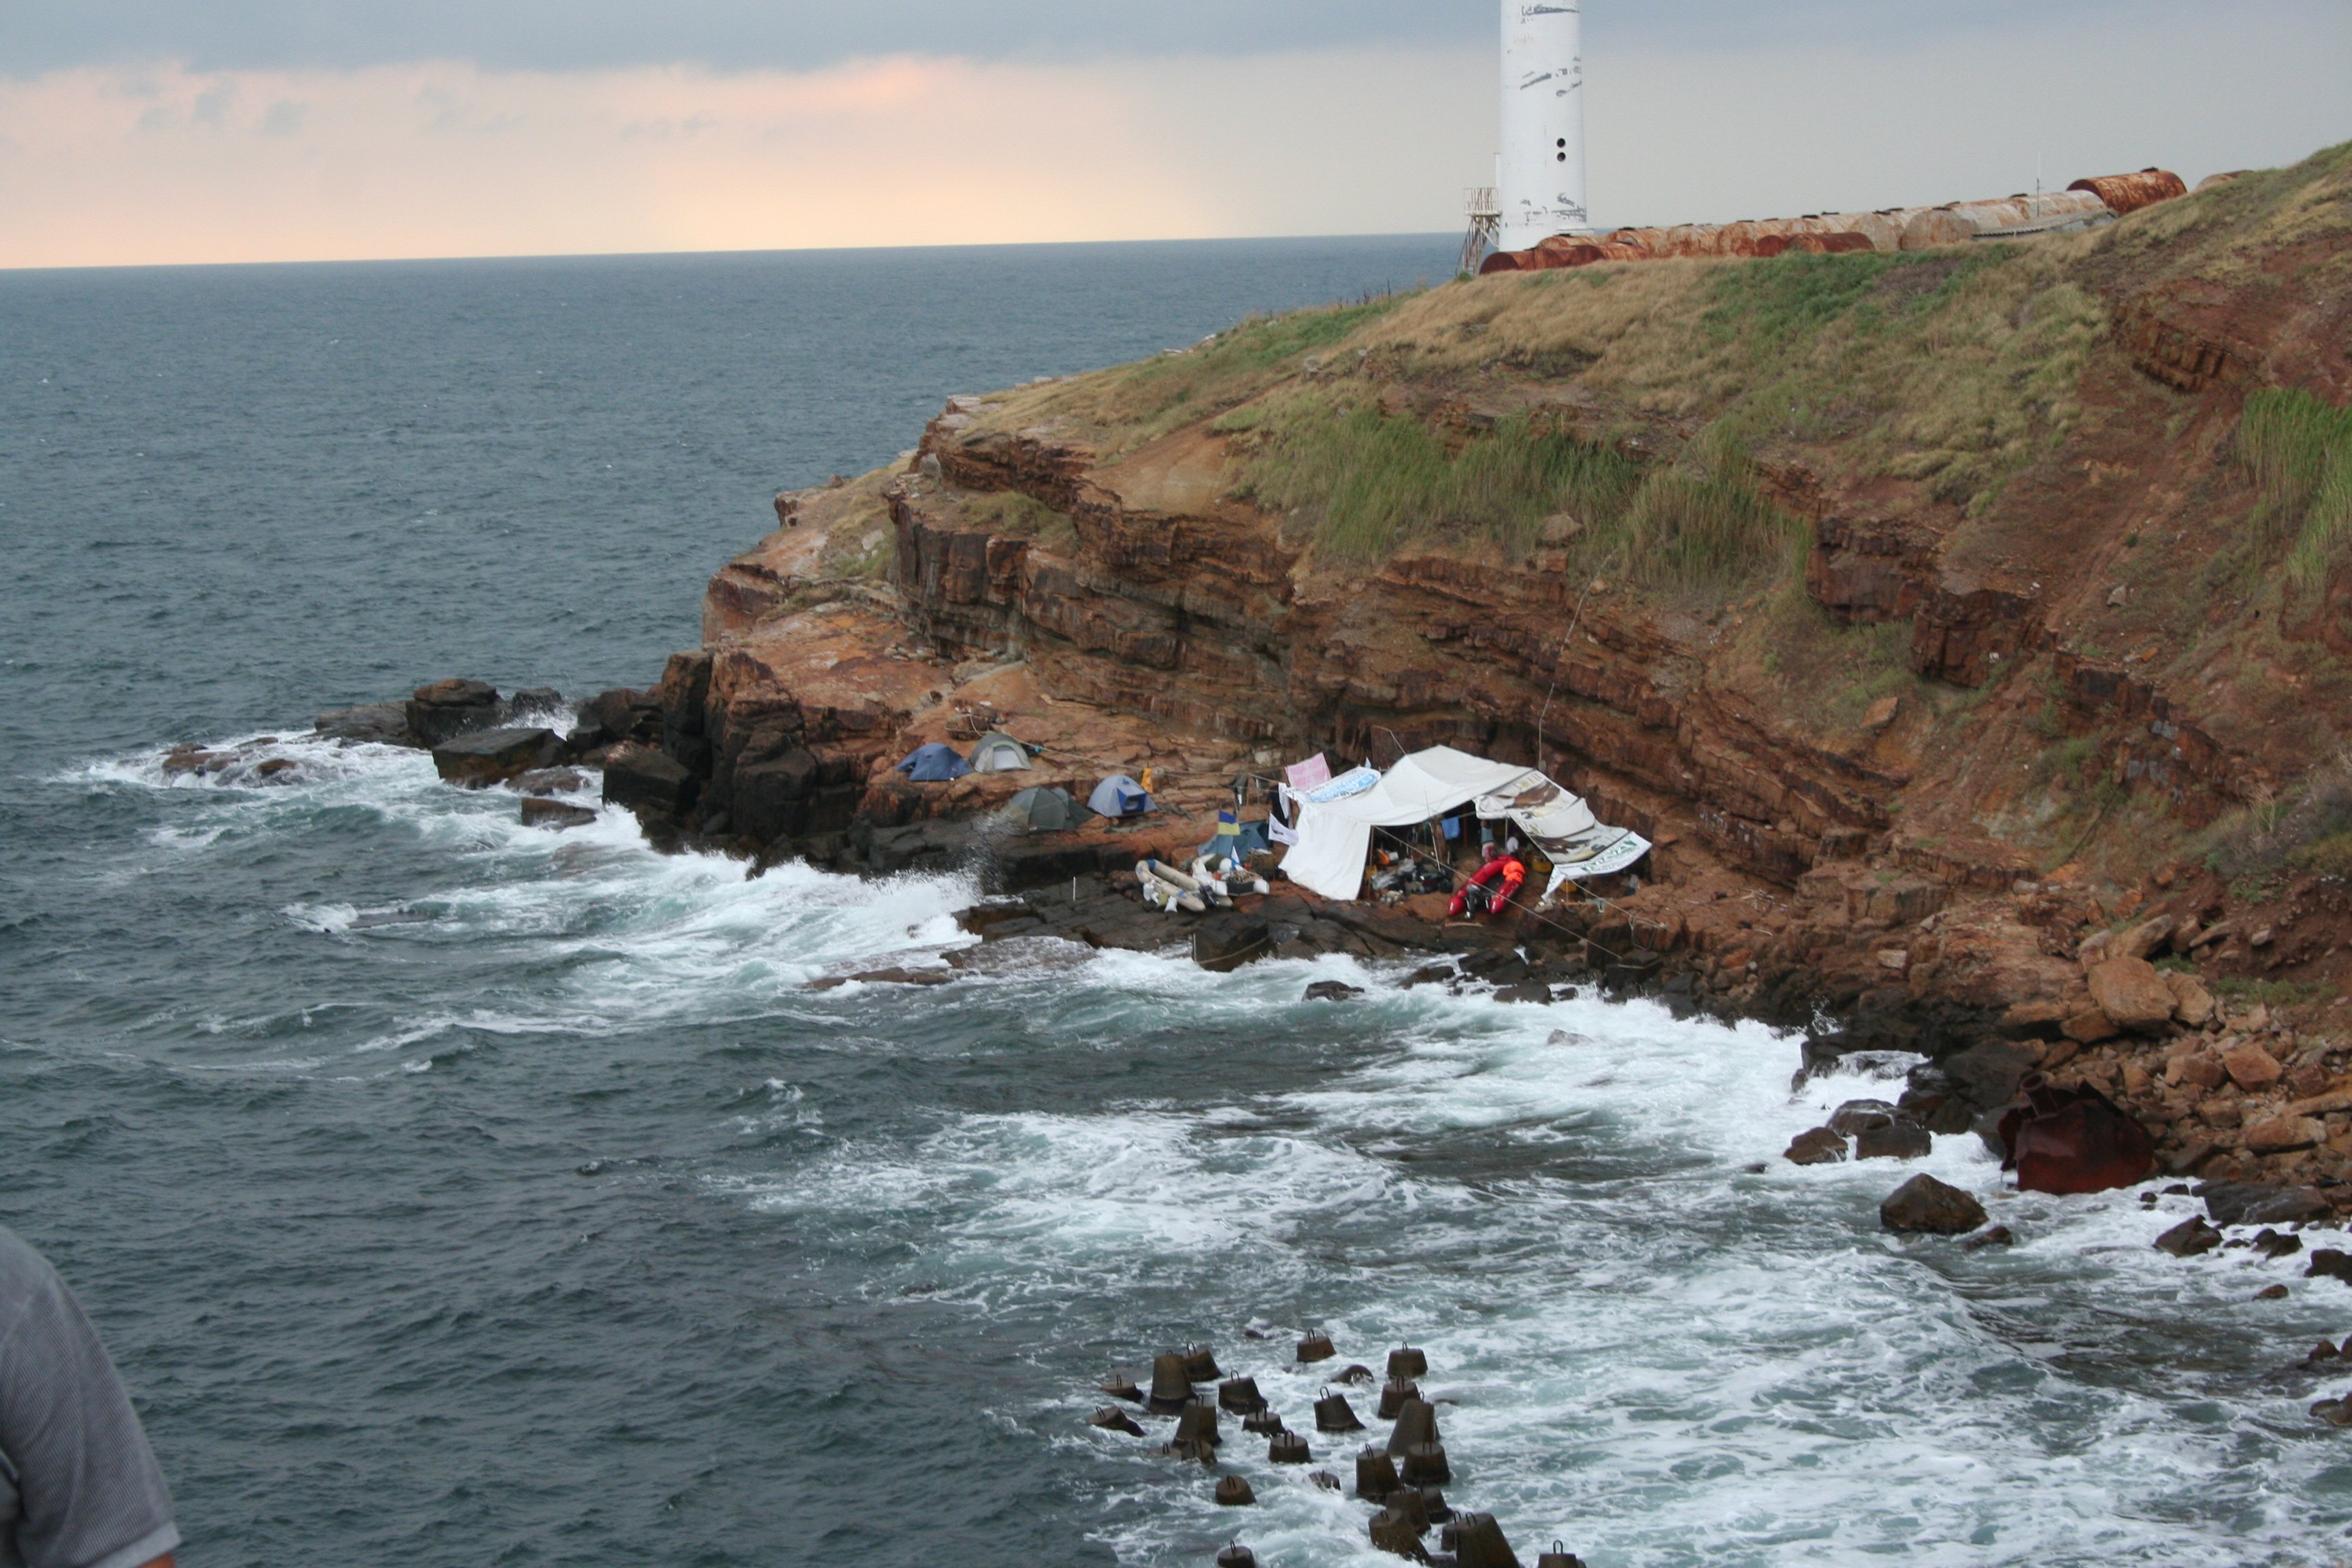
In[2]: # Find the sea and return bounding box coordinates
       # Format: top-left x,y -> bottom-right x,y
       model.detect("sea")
2,237 -> 2348,1568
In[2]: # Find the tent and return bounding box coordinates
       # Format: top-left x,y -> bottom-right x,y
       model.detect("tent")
894,742 -> 971,782
1195,814 -> 1273,863
1088,774 -> 1152,817
968,732 -> 1032,772
1004,785 -> 1090,832
1281,745 -> 1637,902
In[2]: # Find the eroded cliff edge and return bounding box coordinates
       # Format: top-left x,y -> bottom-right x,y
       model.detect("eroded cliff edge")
600,145 -> 2352,1192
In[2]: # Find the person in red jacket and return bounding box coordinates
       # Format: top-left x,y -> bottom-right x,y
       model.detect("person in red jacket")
1449,843 -> 1525,918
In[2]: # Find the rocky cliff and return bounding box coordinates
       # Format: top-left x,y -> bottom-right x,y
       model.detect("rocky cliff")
595,144 -> 2352,1194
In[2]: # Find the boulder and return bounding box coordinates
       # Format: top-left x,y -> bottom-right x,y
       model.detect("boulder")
406,679 -> 502,747
1828,1099 -> 1899,1137
1784,1127 -> 1848,1165
1305,981 -> 1366,1002
1880,1174 -> 1989,1234
1997,1000 -> 2072,1041
1492,981 -> 1553,1003
2244,1115 -> 2325,1154
510,767 -> 587,796
501,687 -> 565,721
2169,1049 -> 2225,1090
1940,1041 -> 2042,1111
602,743 -> 698,823
432,726 -> 560,787
731,748 -> 819,843
2201,1181 -> 2332,1227
2163,970 -> 2216,1028
313,702 -> 412,745
2061,1005 -> 2119,1044
1855,1117 -> 1933,1160
2222,1041 -> 2283,1092
1963,1224 -> 2016,1250
578,687 -> 663,749
1194,915 -> 1275,973
2155,1215 -> 2222,1256
2115,914 -> 2177,962
520,798 -> 597,830
2086,957 -> 2178,1030
2309,1249 -> 2352,1284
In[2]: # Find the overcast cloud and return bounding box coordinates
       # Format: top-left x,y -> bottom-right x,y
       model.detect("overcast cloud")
0,1 -> 2342,268
2,0 -> 2146,76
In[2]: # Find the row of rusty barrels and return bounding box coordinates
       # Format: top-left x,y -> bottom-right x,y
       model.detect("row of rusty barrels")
1090,1333 -> 1584,1567
1479,167 -> 2192,274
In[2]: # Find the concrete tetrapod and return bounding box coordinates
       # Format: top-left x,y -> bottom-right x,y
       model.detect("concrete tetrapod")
1268,1431 -> 1311,1464
1356,1446 -> 1401,1500
1184,1344 -> 1223,1381
1316,1390 -> 1367,1433
1387,1345 -> 1429,1379
1218,1376 -> 1266,1414
1214,1475 -> 1255,1506
1147,1352 -> 1194,1413
1297,1331 -> 1336,1363
1172,1402 -> 1221,1449
1378,1378 -> 1420,1419
1450,1513 -> 1521,1568
1387,1396 -> 1441,1454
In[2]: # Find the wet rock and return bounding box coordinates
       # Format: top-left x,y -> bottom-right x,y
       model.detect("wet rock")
2201,1181 -> 2332,1227
2257,1284 -> 2291,1301
520,798 -> 596,830
2251,1228 -> 2304,1259
1305,981 -> 1367,1002
1855,1117 -> 1933,1161
1309,1471 -> 1341,1491
576,687 -> 662,750
1963,1225 -> 2016,1250
602,743 -> 698,824
2309,1340 -> 2342,1364
2308,1249 -> 2352,1284
1194,915 -> 1275,973
1402,963 -> 1457,988
406,679 -> 502,748
1879,1174 -> 1989,1234
2155,1216 -> 2223,1256
313,702 -> 412,745
511,766 -> 587,796
1828,1099 -> 1898,1136
2086,956 -> 2178,1030
1335,1364 -> 1375,1385
1939,1041 -> 2042,1111
1492,981 -> 1553,1004
433,726 -> 560,787
2313,1395 -> 2352,1426
1784,1126 -> 1848,1165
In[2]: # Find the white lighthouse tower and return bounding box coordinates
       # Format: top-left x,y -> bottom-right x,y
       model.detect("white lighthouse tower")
1497,0 -> 1588,250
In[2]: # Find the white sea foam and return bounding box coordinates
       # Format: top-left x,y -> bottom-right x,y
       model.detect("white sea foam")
88,725 -> 2352,1562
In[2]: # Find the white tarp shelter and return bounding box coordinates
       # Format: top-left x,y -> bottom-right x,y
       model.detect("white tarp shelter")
1280,745 -> 1645,902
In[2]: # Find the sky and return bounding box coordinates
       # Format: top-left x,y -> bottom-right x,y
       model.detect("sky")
1,1 -> 2346,269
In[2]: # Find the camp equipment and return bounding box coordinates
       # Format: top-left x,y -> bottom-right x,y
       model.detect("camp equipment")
1137,860 -> 1207,914
1089,773 -> 1152,816
893,742 -> 970,782
1004,785 -> 1089,832
967,732 -> 1032,772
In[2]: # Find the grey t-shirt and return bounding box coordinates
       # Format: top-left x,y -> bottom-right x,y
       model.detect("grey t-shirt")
0,1228 -> 178,1568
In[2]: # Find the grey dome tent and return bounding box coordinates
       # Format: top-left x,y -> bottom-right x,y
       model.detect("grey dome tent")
1088,774 -> 1152,817
968,732 -> 1032,772
1004,785 -> 1090,832
894,742 -> 971,782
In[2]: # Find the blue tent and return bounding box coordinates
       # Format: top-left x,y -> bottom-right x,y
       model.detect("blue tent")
896,742 -> 971,782
1088,774 -> 1152,817
1196,817 -> 1273,862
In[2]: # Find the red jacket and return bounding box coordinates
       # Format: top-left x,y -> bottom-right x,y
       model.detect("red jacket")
1448,854 -> 1525,916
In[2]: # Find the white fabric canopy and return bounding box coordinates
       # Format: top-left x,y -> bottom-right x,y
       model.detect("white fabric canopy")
1281,747 -> 1550,900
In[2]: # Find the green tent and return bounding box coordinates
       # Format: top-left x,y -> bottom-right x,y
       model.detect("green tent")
968,732 -> 1032,772
1004,785 -> 1090,832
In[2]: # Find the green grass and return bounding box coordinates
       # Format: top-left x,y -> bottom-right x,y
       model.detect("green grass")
2211,976 -> 2336,1009
1225,401 -> 1804,589
1701,249 -> 1998,344
964,489 -> 1079,551
1226,406 -> 1644,563
2240,387 -> 2352,591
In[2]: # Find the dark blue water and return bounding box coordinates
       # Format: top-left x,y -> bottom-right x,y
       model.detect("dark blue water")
3,238 -> 2345,1568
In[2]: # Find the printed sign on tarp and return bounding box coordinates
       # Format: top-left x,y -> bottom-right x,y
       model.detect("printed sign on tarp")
1284,752 -> 1332,791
